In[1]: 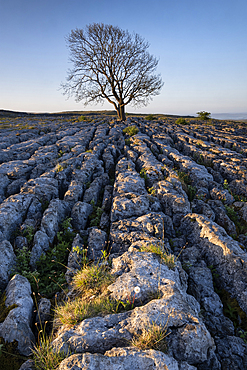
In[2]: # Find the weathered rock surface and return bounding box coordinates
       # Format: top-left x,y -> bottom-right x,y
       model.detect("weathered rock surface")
0,240 -> 16,290
0,193 -> 33,241
87,228 -> 107,262
29,230 -> 50,269
58,348 -> 196,370
0,274 -> 34,356
71,201 -> 93,231
180,213 -> 247,314
110,212 -> 174,254
53,250 -> 214,367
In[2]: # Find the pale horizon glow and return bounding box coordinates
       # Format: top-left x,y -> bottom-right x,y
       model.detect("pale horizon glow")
0,0 -> 246,118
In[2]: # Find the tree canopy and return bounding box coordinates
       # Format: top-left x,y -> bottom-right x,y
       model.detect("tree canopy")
62,23 -> 163,120
197,111 -> 211,120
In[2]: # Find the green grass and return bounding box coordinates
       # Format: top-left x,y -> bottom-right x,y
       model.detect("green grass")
145,114 -> 157,121
122,125 -> 139,136
72,264 -> 115,295
12,218 -> 75,298
55,261 -> 119,326
140,242 -> 176,269
131,321 -> 170,353
55,294 -> 121,326
175,117 -> 187,125
32,336 -> 67,370
176,170 -> 191,185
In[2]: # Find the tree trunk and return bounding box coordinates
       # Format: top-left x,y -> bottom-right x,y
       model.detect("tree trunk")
116,104 -> 126,121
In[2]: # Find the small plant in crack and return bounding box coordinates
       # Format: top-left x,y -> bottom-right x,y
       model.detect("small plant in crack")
58,149 -> 64,158
140,168 -> 148,182
122,125 -> 139,136
23,225 -> 35,245
187,185 -> 197,202
176,170 -> 191,185
140,242 -> 176,269
120,286 -> 141,310
88,202 -> 104,227
148,186 -> 156,196
131,319 -> 171,353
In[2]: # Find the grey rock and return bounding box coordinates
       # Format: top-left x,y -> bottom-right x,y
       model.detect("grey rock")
210,187 -> 234,205
214,335 -> 247,369
21,176 -> 59,202
110,212 -> 174,254
6,178 -> 26,197
18,360 -> 35,370
111,194 -> 150,222
36,297 -> 51,325
126,149 -> 138,162
15,236 -> 28,249
0,274 -> 34,356
181,213 -> 247,314
113,170 -> 147,198
30,230 -> 50,269
53,280 -> 213,366
71,201 -> 93,231
100,211 -> 110,230
87,228 -> 107,262
108,249 -> 188,304
191,199 -> 215,221
229,179 -> 247,197
83,176 -> 103,204
136,151 -> 164,187
115,157 -> 136,175
154,177 -> 190,226
169,152 -> 213,187
0,174 -> 10,197
0,193 -> 33,241
64,180 -> 84,208
102,148 -> 115,177
239,202 -> 247,223
102,185 -> 113,212
65,234 -> 85,283
208,200 -> 237,235
40,199 -> 70,243
0,160 -> 33,179
58,348 -> 195,370
26,197 -> 43,220
187,265 -> 235,336
0,240 -> 16,290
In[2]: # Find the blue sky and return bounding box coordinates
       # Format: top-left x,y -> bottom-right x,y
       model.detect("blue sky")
0,0 -> 246,116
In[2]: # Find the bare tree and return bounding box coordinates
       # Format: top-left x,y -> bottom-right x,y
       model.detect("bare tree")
62,23 -> 163,121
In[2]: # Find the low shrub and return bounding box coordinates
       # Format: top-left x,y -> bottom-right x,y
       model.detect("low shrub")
77,115 -> 87,122
145,114 -> 157,121
122,125 -> 139,136
175,118 -> 187,125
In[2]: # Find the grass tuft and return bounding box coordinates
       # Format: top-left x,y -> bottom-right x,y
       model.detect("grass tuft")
73,264 -> 115,295
131,321 -> 170,353
140,242 -> 176,269
55,262 -> 117,326
32,336 -> 67,370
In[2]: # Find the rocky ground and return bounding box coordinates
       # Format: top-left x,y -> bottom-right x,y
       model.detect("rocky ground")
0,113 -> 247,369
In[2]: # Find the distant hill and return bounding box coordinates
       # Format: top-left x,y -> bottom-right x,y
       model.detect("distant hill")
2,109 -> 246,121
212,113 -> 247,120
0,109 -> 194,119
